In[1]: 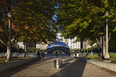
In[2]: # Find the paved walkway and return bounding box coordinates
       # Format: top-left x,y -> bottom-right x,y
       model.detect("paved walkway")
0,54 -> 116,77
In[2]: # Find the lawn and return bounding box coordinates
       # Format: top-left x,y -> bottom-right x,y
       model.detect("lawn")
85,53 -> 116,64
0,57 -> 32,64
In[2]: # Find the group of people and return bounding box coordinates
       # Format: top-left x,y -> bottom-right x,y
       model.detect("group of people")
37,50 -> 45,60
55,52 -> 71,57
37,51 -> 71,58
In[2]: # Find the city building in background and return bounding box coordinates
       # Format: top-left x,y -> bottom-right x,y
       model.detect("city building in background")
17,42 -> 36,51
68,37 -> 81,49
56,33 -> 81,49
36,43 -> 48,50
17,33 -> 95,50
56,33 -> 68,44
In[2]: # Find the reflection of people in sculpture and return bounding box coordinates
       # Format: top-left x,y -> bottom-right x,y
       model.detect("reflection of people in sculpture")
60,51 -> 61,54
56,52 -> 58,57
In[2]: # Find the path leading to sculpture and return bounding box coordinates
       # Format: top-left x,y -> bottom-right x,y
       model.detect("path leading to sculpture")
0,54 -> 116,77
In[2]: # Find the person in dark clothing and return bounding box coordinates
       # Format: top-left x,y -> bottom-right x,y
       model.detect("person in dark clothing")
56,52 -> 58,57
37,51 -> 41,60
69,52 -> 71,56
41,51 -> 45,59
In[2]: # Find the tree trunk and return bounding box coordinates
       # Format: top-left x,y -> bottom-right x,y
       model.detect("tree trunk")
6,42 -> 12,62
102,42 -> 106,59
96,35 -> 105,60
24,43 -> 26,57
6,19 -> 12,62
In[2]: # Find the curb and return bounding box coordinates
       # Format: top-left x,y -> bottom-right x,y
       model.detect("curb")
78,57 -> 116,72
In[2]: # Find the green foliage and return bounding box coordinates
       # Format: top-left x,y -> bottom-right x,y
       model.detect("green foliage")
80,49 -> 85,53
85,53 -> 116,64
53,50 -> 64,53
11,0 -> 57,44
11,42 -> 17,48
56,0 -> 116,48
0,0 -> 57,47
0,46 -> 25,53
27,47 -> 39,53
11,47 -> 18,52
79,45 -> 99,53
70,49 -> 77,53
109,47 -> 116,52
0,46 -> 6,53
19,48 -> 25,53
85,54 -> 102,61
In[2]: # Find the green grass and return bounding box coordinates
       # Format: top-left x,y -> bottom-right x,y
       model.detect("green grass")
85,54 -> 102,61
85,53 -> 116,64
109,53 -> 116,63
0,57 -> 32,64
0,60 -> 6,64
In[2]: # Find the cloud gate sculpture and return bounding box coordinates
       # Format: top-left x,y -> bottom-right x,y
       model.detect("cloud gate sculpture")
46,41 -> 70,53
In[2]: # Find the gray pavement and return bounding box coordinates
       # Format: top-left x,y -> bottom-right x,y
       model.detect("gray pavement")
0,54 -> 116,77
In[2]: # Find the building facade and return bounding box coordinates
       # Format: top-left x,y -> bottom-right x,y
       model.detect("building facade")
17,33 -> 94,50
68,37 -> 81,49
56,33 -> 81,49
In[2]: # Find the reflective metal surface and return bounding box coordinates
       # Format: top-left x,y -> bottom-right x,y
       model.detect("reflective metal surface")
46,41 -> 70,53
47,41 -> 69,49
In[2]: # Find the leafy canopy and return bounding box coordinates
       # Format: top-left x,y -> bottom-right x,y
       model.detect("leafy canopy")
0,0 -> 57,46
56,0 -> 116,47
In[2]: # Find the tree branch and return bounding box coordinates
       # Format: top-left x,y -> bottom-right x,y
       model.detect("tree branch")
0,38 -> 7,46
96,38 -> 102,48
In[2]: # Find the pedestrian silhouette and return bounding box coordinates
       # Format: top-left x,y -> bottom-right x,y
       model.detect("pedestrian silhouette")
56,52 -> 58,57
37,50 -> 41,60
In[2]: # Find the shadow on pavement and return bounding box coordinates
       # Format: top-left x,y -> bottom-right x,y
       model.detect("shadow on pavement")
0,54 -> 90,77
0,59 -> 38,77
50,58 -> 88,77
0,56 -> 55,77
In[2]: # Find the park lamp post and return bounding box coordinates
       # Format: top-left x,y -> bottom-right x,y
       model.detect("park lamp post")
103,11 -> 111,62
6,12 -> 12,62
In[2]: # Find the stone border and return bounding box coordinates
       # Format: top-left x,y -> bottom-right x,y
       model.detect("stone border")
0,57 -> 37,72
78,57 -> 116,72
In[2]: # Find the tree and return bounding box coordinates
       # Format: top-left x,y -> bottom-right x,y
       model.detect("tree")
11,0 -> 57,43
0,0 -> 57,62
56,0 -> 116,60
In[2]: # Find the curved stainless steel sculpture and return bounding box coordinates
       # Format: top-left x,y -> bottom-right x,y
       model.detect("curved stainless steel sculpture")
46,41 -> 70,53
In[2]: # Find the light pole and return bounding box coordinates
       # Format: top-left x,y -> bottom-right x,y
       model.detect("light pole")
6,12 -> 12,62
103,11 -> 111,62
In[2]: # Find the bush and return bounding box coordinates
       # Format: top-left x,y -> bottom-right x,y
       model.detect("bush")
19,48 -> 25,53
11,47 -> 18,52
31,47 -> 36,52
27,47 -> 39,52
53,50 -> 63,53
109,47 -> 116,52
70,49 -> 76,53
0,46 -> 25,53
0,46 -> 6,52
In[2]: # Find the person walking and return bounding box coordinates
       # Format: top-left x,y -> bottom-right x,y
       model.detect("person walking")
56,51 -> 58,57
74,51 -> 77,57
69,52 -> 71,56
37,50 -> 41,60
41,51 -> 45,59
